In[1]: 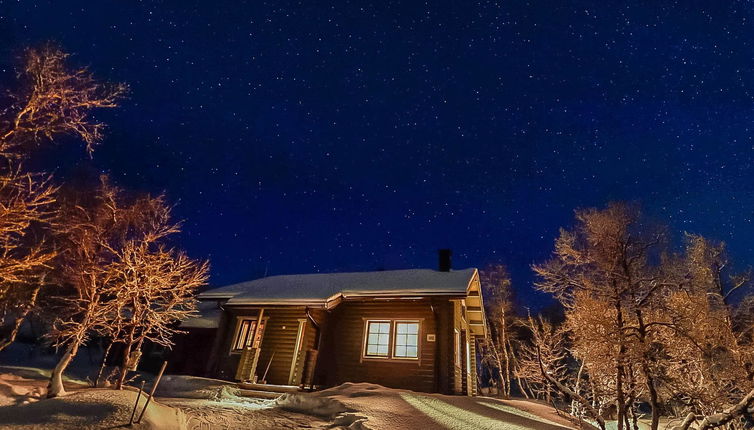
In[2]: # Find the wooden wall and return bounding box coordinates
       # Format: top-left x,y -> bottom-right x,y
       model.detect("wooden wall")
315,298 -> 459,393
193,297 -> 480,395
206,306 -> 314,385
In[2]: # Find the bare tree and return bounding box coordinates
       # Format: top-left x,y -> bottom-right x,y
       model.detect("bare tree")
103,196 -> 208,389
0,44 -> 124,352
1,44 -> 126,155
480,264 -> 517,397
49,180 -> 208,395
659,235 -> 754,429
47,178 -> 127,397
533,203 -> 670,430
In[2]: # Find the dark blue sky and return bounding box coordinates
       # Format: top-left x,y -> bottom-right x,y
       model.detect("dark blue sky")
2,1 -> 754,309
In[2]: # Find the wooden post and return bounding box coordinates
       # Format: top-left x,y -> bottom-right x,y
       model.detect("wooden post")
251,309 -> 265,348
136,360 -> 167,424
128,380 -> 145,426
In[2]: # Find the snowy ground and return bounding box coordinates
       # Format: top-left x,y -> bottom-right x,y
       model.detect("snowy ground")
277,382 -> 581,430
0,362 -> 592,429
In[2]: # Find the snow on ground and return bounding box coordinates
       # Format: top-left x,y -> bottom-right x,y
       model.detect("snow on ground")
0,366 -> 88,407
0,388 -> 186,430
278,382 -> 583,430
0,365 -> 592,430
155,375 -> 331,429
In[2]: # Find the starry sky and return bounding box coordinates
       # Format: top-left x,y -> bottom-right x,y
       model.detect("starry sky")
2,1 -> 754,309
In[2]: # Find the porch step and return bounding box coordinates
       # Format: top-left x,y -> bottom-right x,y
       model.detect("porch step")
237,382 -> 301,393
236,389 -> 287,400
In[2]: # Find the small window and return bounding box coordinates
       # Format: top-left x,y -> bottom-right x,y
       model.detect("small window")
394,322 -> 419,359
364,321 -> 391,357
232,318 -> 266,351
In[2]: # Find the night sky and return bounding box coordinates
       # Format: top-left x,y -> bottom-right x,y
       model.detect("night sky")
2,1 -> 754,309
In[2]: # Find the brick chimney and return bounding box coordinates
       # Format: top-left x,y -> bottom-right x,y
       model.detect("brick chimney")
438,249 -> 452,272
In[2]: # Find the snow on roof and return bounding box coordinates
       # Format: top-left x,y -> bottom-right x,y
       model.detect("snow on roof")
180,300 -> 223,328
199,268 -> 478,306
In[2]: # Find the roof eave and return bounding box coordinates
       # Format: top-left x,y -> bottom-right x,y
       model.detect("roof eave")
223,298 -> 328,308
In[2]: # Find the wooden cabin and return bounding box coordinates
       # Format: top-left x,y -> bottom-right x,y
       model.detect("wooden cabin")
171,261 -> 487,395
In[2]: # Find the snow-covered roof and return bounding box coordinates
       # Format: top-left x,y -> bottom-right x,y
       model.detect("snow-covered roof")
180,300 -> 223,328
198,268 -> 479,306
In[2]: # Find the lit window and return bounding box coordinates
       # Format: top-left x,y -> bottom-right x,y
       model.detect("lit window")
394,322 -> 419,358
233,319 -> 266,351
365,321 -> 391,357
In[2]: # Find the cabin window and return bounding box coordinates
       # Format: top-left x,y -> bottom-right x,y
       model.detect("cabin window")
364,321 -> 391,357
232,318 -> 266,351
362,319 -> 421,360
393,322 -> 419,359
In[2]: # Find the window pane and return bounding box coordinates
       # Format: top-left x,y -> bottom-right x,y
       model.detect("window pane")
235,323 -> 248,350
394,322 -> 419,358
405,334 -> 417,348
252,320 -> 264,347
365,321 -> 390,357
245,321 -> 257,347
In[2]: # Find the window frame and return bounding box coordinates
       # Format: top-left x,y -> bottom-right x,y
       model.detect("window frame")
392,320 -> 421,361
362,319 -> 393,358
361,318 -> 422,362
230,316 -> 268,353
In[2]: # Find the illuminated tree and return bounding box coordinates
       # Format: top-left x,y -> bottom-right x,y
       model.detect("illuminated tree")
480,264 -> 517,397
48,178 -> 208,396
0,44 -> 124,352
663,236 -> 754,430
103,196 -> 208,389
1,44 -> 126,155
533,203 -> 670,430
47,178 -> 127,397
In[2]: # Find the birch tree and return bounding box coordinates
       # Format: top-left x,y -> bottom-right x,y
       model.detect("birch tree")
480,264 -> 517,397
533,203 -> 670,430
0,44 -> 124,351
661,235 -> 754,429
47,179 -> 126,397
102,195 -> 208,389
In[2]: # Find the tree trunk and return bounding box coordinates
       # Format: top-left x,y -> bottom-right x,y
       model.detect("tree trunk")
94,340 -> 114,387
615,299 -> 627,430
116,332 -> 144,390
0,283 -> 42,352
537,345 -> 606,430
116,330 -> 135,390
116,341 -> 131,390
636,309 -> 661,430
486,323 -> 508,397
506,336 -> 520,396
675,386 -> 754,430
48,341 -> 80,398
499,309 -> 512,397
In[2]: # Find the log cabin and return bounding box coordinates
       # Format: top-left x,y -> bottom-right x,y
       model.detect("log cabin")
170,251 -> 487,395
